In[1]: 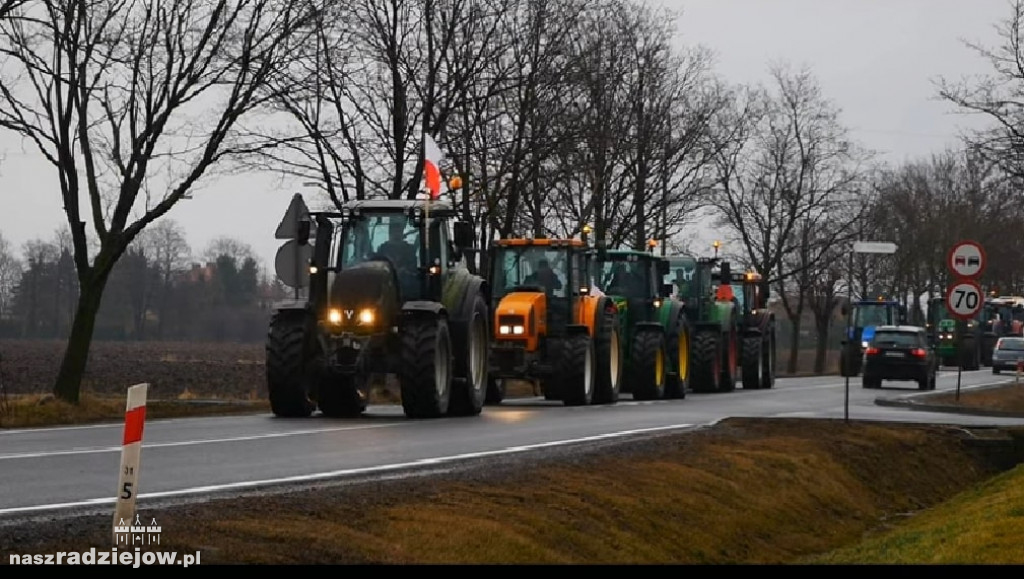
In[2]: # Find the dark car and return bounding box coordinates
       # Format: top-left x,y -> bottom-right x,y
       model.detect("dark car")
991,336 -> 1024,374
862,325 -> 937,390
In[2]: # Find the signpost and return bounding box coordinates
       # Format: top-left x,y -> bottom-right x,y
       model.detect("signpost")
845,240 -> 898,423
945,240 -> 986,401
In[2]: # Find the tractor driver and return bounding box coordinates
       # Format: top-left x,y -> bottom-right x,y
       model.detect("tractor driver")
377,222 -> 419,298
524,258 -> 563,294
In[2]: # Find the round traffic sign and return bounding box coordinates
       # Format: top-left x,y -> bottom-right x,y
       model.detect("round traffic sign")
945,279 -> 984,320
947,240 -> 986,278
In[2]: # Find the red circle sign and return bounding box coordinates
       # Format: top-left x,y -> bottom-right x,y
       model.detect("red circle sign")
947,240 -> 986,279
945,279 -> 983,320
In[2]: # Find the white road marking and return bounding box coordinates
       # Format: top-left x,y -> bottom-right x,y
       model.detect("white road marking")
0,423 -> 695,515
0,423 -> 403,461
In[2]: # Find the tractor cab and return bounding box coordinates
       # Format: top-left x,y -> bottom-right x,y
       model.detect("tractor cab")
594,249 -> 671,326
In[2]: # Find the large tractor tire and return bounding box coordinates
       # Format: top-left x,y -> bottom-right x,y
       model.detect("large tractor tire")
689,329 -> 721,393
664,313 -> 690,399
960,336 -> 980,371
448,295 -> 488,416
629,329 -> 667,400
760,329 -> 776,389
317,373 -> 368,418
560,333 -> 595,406
399,316 -> 453,418
741,334 -> 763,390
266,310 -> 316,418
718,327 -> 738,393
592,300 -> 623,405
982,332 -> 997,366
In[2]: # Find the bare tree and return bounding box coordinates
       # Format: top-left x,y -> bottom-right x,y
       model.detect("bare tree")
0,0 -> 27,20
137,219 -> 191,339
0,231 -> 21,320
936,0 -> 1024,180
0,0 -> 314,402
202,236 -> 255,264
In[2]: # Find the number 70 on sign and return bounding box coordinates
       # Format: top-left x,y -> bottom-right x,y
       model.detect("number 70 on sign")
946,280 -> 983,320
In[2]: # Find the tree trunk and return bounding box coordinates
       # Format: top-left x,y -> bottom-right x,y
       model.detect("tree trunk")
52,272 -> 110,404
787,317 -> 802,375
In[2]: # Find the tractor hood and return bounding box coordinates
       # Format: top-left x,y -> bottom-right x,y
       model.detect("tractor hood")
327,260 -> 400,331
494,291 -> 546,338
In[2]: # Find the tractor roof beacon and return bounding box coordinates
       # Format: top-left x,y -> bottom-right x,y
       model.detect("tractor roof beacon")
266,195 -> 490,420
486,237 -> 623,406
594,246 -> 690,400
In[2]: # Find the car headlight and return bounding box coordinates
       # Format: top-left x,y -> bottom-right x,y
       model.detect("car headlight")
327,308 -> 343,324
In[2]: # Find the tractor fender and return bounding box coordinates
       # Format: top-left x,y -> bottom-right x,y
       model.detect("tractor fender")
451,276 -> 490,325
402,301 -> 448,321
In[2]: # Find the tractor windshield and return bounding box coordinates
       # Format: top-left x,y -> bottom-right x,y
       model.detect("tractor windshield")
491,245 -> 569,300
598,257 -> 651,299
853,303 -> 896,327
665,257 -> 697,300
338,212 -> 421,270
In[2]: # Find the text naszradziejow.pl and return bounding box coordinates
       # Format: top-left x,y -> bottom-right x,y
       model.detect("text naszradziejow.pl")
9,548 -> 200,567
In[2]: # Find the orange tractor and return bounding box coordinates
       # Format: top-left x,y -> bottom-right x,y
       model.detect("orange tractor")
485,237 -> 622,406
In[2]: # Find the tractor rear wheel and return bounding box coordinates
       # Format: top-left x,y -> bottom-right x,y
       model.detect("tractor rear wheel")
592,302 -> 622,405
665,318 -> 690,399
689,330 -> 721,393
741,335 -> 762,390
448,295 -> 488,416
560,333 -> 595,406
266,310 -> 316,418
629,329 -> 667,400
399,317 -> 453,418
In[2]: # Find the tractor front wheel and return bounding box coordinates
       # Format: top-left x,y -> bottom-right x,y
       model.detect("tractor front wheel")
689,330 -> 721,393
399,316 -> 453,418
560,333 -> 595,406
266,310 -> 316,418
665,320 -> 690,399
741,335 -> 762,390
448,295 -> 488,417
629,329 -> 667,400
718,328 -> 738,393
592,303 -> 622,405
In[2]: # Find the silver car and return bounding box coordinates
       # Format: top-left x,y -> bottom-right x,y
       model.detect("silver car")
991,337 -> 1024,374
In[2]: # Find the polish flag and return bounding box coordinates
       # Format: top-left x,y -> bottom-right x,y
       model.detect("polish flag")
423,134 -> 444,200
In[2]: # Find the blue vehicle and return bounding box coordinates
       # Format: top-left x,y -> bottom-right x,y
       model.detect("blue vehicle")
840,298 -> 907,377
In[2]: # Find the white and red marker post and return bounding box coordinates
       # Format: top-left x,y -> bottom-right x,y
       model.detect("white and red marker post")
112,383 -> 148,545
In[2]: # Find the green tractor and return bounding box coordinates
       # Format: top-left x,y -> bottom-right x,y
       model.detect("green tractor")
265,196 -> 490,419
727,269 -> 777,389
664,254 -> 741,393
593,246 -> 689,399
926,296 -> 982,370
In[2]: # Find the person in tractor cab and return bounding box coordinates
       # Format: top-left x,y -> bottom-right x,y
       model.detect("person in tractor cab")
524,258 -> 563,294
376,223 -> 419,298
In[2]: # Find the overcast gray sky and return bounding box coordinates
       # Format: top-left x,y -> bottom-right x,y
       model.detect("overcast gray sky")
0,0 -> 1013,272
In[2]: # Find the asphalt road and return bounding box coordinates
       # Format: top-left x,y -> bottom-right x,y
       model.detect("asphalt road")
2,369 -> 1022,519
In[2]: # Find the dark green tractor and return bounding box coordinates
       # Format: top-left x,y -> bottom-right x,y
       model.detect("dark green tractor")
665,254 -> 741,393
926,296 -> 981,370
266,196 -> 490,419
594,247 -> 690,400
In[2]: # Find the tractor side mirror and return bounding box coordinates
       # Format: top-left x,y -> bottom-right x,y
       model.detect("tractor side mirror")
661,283 -> 674,297
453,220 -> 474,249
657,260 -> 669,277
841,304 -> 849,316
297,220 -> 311,246
596,241 -> 607,261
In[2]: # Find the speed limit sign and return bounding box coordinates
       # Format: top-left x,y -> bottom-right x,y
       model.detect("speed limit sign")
946,279 -> 984,320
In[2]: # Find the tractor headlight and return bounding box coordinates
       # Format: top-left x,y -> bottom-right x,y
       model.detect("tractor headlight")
358,308 -> 375,325
861,340 -> 869,349
512,325 -> 525,335
327,308 -> 343,325
498,324 -> 525,335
